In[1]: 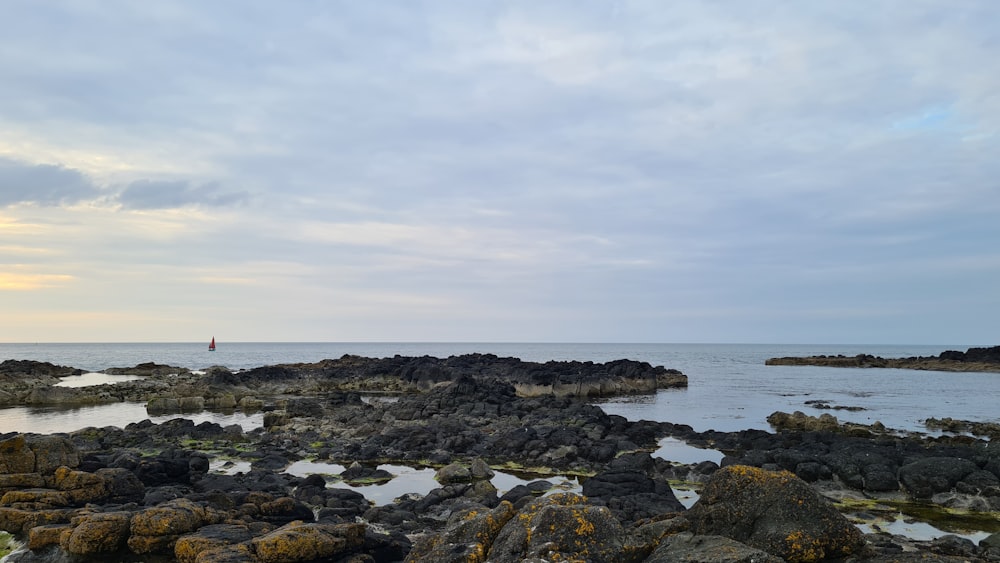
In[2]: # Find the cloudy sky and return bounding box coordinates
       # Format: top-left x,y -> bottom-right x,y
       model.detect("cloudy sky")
1,1 -> 998,344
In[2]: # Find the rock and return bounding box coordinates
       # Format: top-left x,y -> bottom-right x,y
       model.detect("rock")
470,457 -> 494,480
582,469 -> 686,523
0,359 -> 80,377
0,488 -> 71,508
318,488 -> 371,520
25,436 -> 80,474
249,521 -> 365,563
259,497 -> 315,525
61,511 -> 132,556
405,501 -> 516,562
0,436 -> 36,474
128,498 -> 214,554
27,523 -> 72,550
767,411 -> 842,433
980,531 -> 1000,549
104,362 -> 189,376
147,397 -> 182,413
646,532 -> 785,563
193,542 -> 258,563
173,523 -> 255,563
51,466 -> 107,505
0,473 -> 45,490
767,347 -> 1000,373
486,492 -> 630,563
435,462 -> 471,484
899,457 -> 979,499
0,506 -> 77,535
687,465 -> 867,562
362,527 -> 412,562
930,534 -> 979,558
339,462 -> 393,485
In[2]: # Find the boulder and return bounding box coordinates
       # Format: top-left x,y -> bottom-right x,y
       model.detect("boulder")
173,523 -> 255,563
470,457 -> 494,480
0,488 -> 71,508
259,497 -> 315,525
899,457 -> 979,499
0,506 -> 77,535
61,511 -> 132,556
0,436 -> 36,474
687,465 -> 867,562
339,462 -> 393,485
249,521 -> 365,563
435,462 -> 471,484
0,473 -> 45,490
128,498 -> 216,555
27,523 -> 72,550
646,532 -> 784,563
51,466 -> 107,505
96,467 -> 145,503
405,501 -> 516,562
582,469 -> 686,523
25,435 -> 80,474
486,492 -> 630,563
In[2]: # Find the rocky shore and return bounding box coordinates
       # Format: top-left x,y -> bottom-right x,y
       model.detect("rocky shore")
765,345 -> 1000,373
1,354 -> 999,561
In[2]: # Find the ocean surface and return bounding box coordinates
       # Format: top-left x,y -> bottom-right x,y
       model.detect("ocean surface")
0,342 -> 995,436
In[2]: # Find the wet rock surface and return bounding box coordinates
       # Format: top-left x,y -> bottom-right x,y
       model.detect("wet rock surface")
2,354 -> 1000,561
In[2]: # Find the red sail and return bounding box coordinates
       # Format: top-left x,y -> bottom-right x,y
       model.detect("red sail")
209,337 -> 216,351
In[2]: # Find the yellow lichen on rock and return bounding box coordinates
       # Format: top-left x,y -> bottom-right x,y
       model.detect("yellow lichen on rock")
61,512 -> 131,556
784,529 -> 826,562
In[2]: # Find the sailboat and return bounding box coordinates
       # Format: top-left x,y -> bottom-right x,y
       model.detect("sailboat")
209,337 -> 216,352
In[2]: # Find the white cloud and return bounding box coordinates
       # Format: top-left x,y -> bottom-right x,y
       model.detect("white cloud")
0,1 -> 998,342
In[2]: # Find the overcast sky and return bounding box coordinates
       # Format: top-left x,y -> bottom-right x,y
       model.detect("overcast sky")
1,1 -> 998,344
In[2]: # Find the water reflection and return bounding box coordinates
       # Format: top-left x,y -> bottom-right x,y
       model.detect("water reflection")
55,372 -> 144,388
653,437 -> 724,465
0,403 -> 263,435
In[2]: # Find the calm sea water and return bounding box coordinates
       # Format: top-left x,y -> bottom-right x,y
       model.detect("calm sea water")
0,342 -> 995,435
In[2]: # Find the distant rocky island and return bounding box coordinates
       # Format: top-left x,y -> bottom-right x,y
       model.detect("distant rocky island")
766,345 -> 1000,373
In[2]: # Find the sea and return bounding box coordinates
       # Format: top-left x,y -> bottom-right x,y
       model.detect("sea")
1,342 -> 994,436
0,342 -> 998,543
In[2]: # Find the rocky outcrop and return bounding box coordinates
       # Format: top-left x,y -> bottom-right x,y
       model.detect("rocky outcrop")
406,468 -> 869,563
687,465 -> 868,561
766,345 -> 1000,373
406,493 -> 636,563
103,362 -> 189,376
229,353 -> 688,398
0,360 -> 82,406
9,350 -> 1000,562
0,360 -> 81,378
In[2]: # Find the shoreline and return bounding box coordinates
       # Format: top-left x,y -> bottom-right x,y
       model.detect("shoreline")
2,354 -> 1000,561
766,345 -> 1000,373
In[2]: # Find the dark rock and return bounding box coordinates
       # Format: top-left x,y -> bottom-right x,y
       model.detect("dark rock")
646,532 -> 784,563
104,362 -> 188,376
582,469 -> 685,523
485,493 -> 628,562
173,523 -> 255,563
899,457 -> 979,499
249,521 -> 365,562
687,465 -> 867,561
340,462 -> 393,485
61,511 -> 132,556
258,496 -> 315,525
0,359 -> 81,377
405,501 -> 515,562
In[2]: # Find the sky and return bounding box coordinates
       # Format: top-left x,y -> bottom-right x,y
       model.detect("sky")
1,1 -> 998,344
